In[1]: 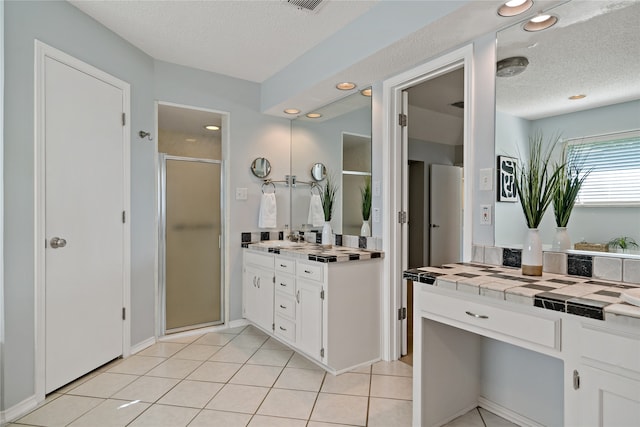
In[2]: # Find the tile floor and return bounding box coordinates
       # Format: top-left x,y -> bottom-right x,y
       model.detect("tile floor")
8,325 -> 517,427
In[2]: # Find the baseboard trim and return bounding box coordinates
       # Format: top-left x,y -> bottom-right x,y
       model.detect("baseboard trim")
478,397 -> 545,427
227,318 -> 249,329
1,394 -> 38,424
130,336 -> 156,355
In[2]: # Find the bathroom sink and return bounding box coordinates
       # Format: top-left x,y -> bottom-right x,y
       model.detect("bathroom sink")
256,240 -> 307,248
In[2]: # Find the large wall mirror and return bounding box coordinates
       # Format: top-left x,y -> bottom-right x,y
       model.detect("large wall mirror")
495,1 -> 640,250
290,90 -> 372,235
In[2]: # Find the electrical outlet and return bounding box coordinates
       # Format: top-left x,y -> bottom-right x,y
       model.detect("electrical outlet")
480,204 -> 492,225
235,187 -> 248,200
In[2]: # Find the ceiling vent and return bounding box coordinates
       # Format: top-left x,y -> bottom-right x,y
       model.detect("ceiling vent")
287,0 -> 323,11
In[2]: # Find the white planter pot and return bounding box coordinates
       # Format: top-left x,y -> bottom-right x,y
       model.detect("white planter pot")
321,221 -> 333,246
522,228 -> 543,276
360,220 -> 371,237
552,227 -> 571,251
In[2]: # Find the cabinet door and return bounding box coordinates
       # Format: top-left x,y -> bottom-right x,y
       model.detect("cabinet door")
296,279 -> 323,361
243,265 -> 274,333
580,365 -> 640,426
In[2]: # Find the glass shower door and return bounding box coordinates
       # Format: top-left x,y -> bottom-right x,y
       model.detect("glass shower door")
161,155 -> 223,333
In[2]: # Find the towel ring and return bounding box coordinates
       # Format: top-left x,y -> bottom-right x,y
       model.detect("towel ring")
261,181 -> 276,194
310,183 -> 322,196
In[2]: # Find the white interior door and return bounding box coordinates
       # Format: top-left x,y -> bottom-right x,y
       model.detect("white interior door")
430,164 -> 462,266
44,56 -> 126,392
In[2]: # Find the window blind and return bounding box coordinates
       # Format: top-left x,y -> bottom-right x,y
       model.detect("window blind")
565,131 -> 640,206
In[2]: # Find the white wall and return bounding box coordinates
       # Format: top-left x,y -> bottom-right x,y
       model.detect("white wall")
0,0 -> 5,416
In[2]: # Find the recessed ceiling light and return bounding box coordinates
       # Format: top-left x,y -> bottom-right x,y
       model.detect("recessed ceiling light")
336,82 -> 356,91
360,88 -> 372,97
204,125 -> 220,131
497,0 -> 533,17
284,108 -> 300,115
524,14 -> 558,31
185,138 -> 197,142
569,94 -> 586,100
306,113 -> 322,118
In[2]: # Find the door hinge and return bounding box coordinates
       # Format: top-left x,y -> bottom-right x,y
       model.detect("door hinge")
122,211 -> 126,223
398,211 -> 407,224
320,289 -> 325,300
272,323 -> 275,331
320,348 -> 325,358
399,113 -> 407,127
122,112 -> 126,126
573,369 -> 580,390
398,307 -> 407,320
273,275 -> 276,284
122,307 -> 126,320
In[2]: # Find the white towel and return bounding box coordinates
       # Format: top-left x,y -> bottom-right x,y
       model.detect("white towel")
307,194 -> 325,227
259,192 -> 277,228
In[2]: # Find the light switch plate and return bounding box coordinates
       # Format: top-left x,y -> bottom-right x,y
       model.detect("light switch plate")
480,204 -> 492,225
235,187 -> 248,200
479,168 -> 493,191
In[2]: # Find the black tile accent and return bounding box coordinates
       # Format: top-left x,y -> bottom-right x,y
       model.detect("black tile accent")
260,232 -> 270,241
370,252 -> 382,259
241,232 -> 252,243
359,236 -> 367,249
567,298 -> 609,320
241,243 -> 250,248
487,273 -> 536,283
455,272 -> 480,278
502,248 -> 522,268
585,280 -> 616,286
595,290 -> 621,298
309,255 -> 337,263
348,253 -> 360,260
457,263 -> 488,269
268,248 -> 281,254
402,269 -> 437,284
534,292 -> 574,312
567,254 -> 593,277
335,234 -> 343,246
278,231 -> 284,240
316,233 -> 322,244
548,278 -> 578,285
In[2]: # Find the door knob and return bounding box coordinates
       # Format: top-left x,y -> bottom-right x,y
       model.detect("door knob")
50,237 -> 67,248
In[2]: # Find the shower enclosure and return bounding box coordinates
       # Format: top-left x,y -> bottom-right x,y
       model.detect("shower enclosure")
159,154 -> 223,333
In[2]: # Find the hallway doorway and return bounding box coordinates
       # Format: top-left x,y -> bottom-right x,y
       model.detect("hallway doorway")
157,104 -> 226,334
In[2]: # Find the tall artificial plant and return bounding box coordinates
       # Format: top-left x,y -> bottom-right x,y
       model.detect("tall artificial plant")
360,176 -> 372,221
320,173 -> 338,222
514,132 -> 563,229
553,159 -> 590,227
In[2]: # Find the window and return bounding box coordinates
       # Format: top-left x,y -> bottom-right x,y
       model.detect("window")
565,131 -> 640,206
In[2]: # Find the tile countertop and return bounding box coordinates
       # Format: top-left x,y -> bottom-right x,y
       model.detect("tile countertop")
246,241 -> 384,263
403,263 -> 640,323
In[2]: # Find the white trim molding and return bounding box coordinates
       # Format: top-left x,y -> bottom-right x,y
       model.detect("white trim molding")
34,40 -> 132,401
381,44 -> 475,361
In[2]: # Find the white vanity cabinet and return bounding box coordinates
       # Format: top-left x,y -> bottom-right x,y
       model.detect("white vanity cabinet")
242,251 -> 275,333
243,248 -> 382,373
577,324 -> 640,425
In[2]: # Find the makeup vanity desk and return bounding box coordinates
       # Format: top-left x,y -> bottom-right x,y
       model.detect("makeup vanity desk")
404,263 -> 640,427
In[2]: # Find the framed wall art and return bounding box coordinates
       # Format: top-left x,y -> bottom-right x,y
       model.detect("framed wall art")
497,155 -> 517,202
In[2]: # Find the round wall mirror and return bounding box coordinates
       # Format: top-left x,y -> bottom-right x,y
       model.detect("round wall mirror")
250,157 -> 271,178
310,163 -> 327,181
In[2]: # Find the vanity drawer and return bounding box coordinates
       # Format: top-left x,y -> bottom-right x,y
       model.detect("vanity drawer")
276,273 -> 295,296
297,261 -> 324,283
420,291 -> 561,350
245,251 -> 274,270
275,315 -> 296,342
276,257 -> 296,274
275,293 -> 296,320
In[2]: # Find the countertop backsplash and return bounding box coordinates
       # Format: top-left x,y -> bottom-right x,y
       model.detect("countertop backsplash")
241,230 -> 382,251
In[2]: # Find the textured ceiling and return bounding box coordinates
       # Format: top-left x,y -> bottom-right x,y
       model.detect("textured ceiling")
69,0 -> 377,83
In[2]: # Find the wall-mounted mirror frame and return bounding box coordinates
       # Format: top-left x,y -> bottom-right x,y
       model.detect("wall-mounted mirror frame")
494,1 -> 640,253
310,162 -> 327,182
250,157 -> 271,179
290,89 -> 372,234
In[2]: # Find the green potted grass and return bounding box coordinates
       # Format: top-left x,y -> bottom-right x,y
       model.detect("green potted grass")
360,176 -> 372,237
552,160 -> 590,251
320,173 -> 338,246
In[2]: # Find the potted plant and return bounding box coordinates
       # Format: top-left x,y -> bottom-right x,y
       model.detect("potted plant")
608,236 -> 639,253
552,160 -> 590,251
514,132 -> 563,275
320,173 -> 338,246
360,176 -> 372,237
